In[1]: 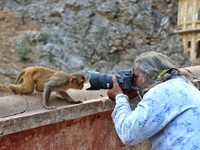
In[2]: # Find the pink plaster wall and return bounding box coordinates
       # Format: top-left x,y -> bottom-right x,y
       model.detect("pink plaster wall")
0,110 -> 150,150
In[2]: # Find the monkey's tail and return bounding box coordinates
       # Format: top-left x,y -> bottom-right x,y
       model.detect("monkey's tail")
14,69 -> 26,85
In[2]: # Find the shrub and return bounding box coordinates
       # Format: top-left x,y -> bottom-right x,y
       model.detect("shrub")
15,34 -> 32,61
38,32 -> 50,45
20,9 -> 29,25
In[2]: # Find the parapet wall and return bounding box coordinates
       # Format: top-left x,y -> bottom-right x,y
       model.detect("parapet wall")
0,83 -> 150,149
1,65 -> 200,150
0,110 -> 150,150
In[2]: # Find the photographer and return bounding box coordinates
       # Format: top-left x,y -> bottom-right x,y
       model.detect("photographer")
107,51 -> 200,149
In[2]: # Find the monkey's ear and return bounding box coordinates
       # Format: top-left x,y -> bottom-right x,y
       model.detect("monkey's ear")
70,76 -> 76,83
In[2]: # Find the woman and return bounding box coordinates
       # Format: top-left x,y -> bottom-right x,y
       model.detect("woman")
107,51 -> 200,149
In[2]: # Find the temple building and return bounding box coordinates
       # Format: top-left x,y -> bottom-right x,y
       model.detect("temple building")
176,0 -> 200,61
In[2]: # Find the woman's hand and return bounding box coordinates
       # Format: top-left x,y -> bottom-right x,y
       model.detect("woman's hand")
107,76 -> 123,101
107,76 -> 138,101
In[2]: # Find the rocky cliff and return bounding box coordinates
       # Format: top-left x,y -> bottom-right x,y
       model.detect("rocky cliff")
0,0 -> 195,84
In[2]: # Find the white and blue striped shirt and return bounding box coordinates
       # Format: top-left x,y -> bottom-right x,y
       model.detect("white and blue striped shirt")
112,76 -> 200,150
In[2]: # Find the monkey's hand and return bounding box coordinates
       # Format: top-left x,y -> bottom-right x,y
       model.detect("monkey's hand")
43,104 -> 56,110
56,91 -> 83,104
44,106 -> 56,110
74,100 -> 83,104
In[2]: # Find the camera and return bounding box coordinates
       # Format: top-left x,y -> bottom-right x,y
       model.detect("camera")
86,70 -> 139,91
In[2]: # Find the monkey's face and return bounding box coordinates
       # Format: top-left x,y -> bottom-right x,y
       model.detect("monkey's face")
77,82 -> 84,90
70,81 -> 84,90
76,74 -> 85,90
70,74 -> 85,90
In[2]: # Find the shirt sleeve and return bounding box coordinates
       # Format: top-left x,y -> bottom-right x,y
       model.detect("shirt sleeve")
111,93 -> 168,146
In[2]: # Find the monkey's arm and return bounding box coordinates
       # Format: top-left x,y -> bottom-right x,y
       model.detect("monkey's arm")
43,85 -> 56,109
56,91 -> 82,104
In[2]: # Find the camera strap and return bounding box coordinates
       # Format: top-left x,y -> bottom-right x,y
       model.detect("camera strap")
157,68 -> 177,80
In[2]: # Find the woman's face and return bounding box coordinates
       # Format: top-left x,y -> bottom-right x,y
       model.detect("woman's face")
133,62 -> 152,90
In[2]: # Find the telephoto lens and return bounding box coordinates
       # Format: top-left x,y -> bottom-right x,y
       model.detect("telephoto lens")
86,70 -> 139,92
86,71 -> 113,90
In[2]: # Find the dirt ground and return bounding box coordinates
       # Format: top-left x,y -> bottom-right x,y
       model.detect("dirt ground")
0,10 -> 40,84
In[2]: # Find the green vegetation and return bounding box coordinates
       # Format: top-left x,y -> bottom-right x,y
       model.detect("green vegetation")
15,34 -> 32,61
38,32 -> 50,45
20,9 -> 29,25
39,52 -> 55,63
15,31 -> 50,61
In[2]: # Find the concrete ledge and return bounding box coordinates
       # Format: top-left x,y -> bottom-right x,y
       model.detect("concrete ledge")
180,65 -> 200,78
0,83 -> 114,135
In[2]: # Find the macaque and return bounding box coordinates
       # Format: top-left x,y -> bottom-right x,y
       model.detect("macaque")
9,66 -> 85,109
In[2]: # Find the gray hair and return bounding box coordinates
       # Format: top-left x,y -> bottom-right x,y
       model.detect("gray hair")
134,51 -> 185,94
134,51 -> 177,80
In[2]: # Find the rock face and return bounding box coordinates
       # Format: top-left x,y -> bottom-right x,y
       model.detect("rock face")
0,0 -> 194,75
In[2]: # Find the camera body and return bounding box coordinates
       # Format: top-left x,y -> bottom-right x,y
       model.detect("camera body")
87,70 -> 138,91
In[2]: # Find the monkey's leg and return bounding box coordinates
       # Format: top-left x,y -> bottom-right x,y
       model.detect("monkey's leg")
43,85 -> 56,109
56,91 -> 83,104
8,84 -> 18,94
35,86 -> 43,92
9,79 -> 35,95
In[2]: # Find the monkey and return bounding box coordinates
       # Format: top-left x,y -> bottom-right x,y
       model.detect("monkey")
9,66 -> 85,109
